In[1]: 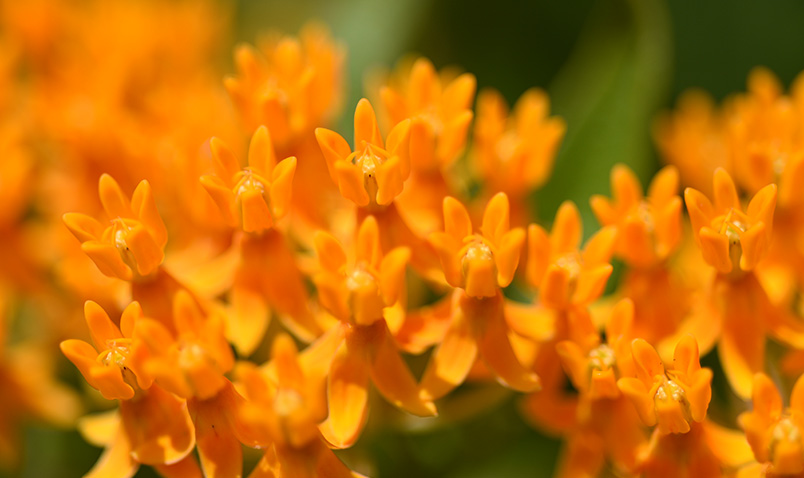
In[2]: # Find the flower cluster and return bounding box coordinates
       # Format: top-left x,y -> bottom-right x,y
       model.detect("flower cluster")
3,1 -> 804,477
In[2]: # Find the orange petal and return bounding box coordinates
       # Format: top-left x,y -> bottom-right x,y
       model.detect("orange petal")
572,264 -> 612,305
684,187 -> 714,242
555,340 -> 587,393
84,301 -> 123,350
334,161 -> 370,206
740,223 -> 768,271
121,385 -> 196,465
408,58 -> 437,112
99,174 -> 132,219
84,427 -> 139,478
589,195 -> 615,225
751,373 -> 782,419
82,241 -> 133,280
581,226 -> 617,266
443,196 -> 472,241
495,228 -> 525,288
526,224 -> 550,287
719,320 -> 765,400
314,231 -> 347,273
464,256 -> 497,298
540,265 -> 570,309
686,368 -> 713,423
315,128 -> 352,179
385,119 -> 411,178
791,374 -> 804,414
419,307 -> 478,401
437,111 -> 473,166
428,232 -> 462,288
269,157 -> 296,220
239,188 -> 274,233
481,192 -> 510,245
617,377 -> 656,426
126,223 -> 165,276
647,165 -> 679,205
611,164 -> 643,208
605,298 -> 634,343
369,324 -> 437,417
228,286 -> 270,356
409,118 -> 435,171
354,99 -> 383,148
200,176 -> 237,226
63,212 -> 104,242
248,126 -> 277,174
190,395 -> 243,478
131,180 -> 167,248
698,227 -> 732,274
631,338 -> 665,381
551,201 -> 582,252
712,168 -> 740,212
379,247 -> 410,305
209,137 -> 241,180
356,216 -> 381,268
374,156 -> 404,206
319,341 -> 370,449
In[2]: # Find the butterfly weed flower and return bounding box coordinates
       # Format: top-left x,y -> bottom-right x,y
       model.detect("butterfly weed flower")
312,215 -> 437,449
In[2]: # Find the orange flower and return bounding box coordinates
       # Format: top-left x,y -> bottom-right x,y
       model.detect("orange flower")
237,334 -> 363,477
379,57 -> 475,171
590,164 -> 682,268
201,125 -> 296,234
617,336 -> 712,435
429,193 -> 525,298
740,373 -> 804,477
312,215 -> 437,448
684,168 -> 776,274
316,99 -> 411,208
653,89 -> 728,195
418,193 -> 539,401
527,201 -> 617,310
225,23 -> 345,147
63,174 -> 168,281
472,87 -> 565,199
557,299 -> 635,402
60,301 -> 152,400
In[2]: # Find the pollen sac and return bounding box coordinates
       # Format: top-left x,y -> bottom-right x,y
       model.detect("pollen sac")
684,167 -> 776,274
316,99 -> 411,208
313,215 -> 410,326
740,373 -> 804,476
429,193 -> 525,298
201,126 -> 296,234
617,336 -> 712,435
63,174 -> 168,281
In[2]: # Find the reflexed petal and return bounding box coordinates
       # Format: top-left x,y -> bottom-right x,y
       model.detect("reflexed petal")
428,231 -> 462,288
386,119 -> 411,178
617,377 -> 656,426
210,137 -> 241,180
84,301 -> 123,349
379,247 -> 410,305
611,164 -> 643,208
684,188 -> 714,241
315,128 -> 351,179
63,213 -> 104,242
443,196 -> 472,241
712,168 -> 740,211
686,368 -> 713,423
526,224 -> 550,287
698,227 -> 732,274
356,216 -> 382,268
495,228 -> 525,287
190,395 -> 243,478
239,188 -> 273,233
555,340 -> 587,392
673,335 -> 701,378
313,231 -> 347,273
582,226 -> 617,266
791,374 -> 804,413
751,373 -> 782,418
540,265 -> 569,309
131,180 -> 167,248
248,126 -> 277,174
419,308 -> 478,401
126,223 -> 165,276
739,223 -> 767,271
719,321 -> 765,400
572,264 -> 612,305
369,324 -> 437,417
464,257 -> 497,298
85,428 -> 138,478
82,241 -> 133,280
269,157 -> 296,220
319,342 -> 370,449
121,385 -> 195,465
631,338 -> 665,382
228,286 -> 270,357
375,156 -> 404,205
647,165 -> 679,205
746,183 -> 777,232
200,175 -> 237,226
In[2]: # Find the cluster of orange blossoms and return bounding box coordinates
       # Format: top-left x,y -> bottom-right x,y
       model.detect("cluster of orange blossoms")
5,1 -> 804,477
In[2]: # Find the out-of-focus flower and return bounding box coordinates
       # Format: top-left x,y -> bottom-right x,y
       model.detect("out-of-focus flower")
225,23 -> 345,148
591,164 -> 682,268
472,88 -> 565,201
379,57 -> 475,172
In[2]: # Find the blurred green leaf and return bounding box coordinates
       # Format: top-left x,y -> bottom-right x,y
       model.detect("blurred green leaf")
537,0 -> 673,235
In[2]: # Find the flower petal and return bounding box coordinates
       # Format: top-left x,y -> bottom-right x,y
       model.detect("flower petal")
419,305 -> 478,401
354,98 -> 383,148
319,342 -> 370,449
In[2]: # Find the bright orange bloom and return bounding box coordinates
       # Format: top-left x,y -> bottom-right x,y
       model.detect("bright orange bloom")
225,23 -> 345,148
63,174 -> 168,281
238,334 -> 364,477
527,201 -> 617,310
201,126 -> 296,234
61,301 -> 197,471
312,215 -> 437,448
379,57 -> 475,171
473,88 -> 565,200
617,336 -> 712,435
316,99 -> 411,208
429,193 -> 525,298
740,373 -> 804,477
418,193 -> 539,401
591,164 -> 682,268
685,168 -> 776,275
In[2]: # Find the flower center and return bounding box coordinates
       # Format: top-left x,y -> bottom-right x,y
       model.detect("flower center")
460,237 -> 494,277
588,344 -> 616,372
274,388 -> 304,417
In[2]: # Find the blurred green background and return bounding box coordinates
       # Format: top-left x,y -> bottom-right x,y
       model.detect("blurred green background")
8,0 -> 804,476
